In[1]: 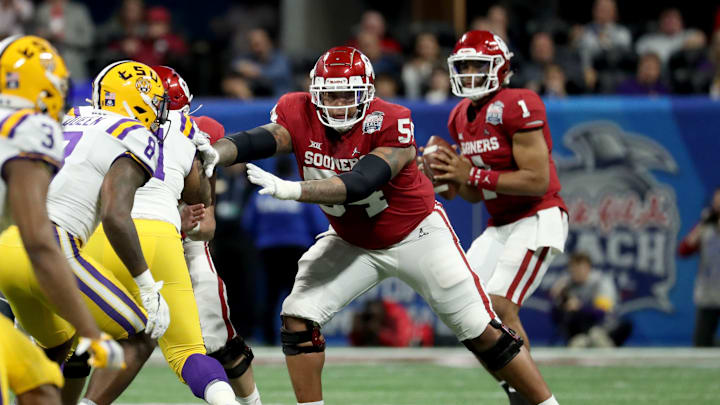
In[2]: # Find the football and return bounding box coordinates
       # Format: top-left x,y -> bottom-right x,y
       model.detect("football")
422,135 -> 458,200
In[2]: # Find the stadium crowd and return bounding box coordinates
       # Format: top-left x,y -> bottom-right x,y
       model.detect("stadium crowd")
2,0 -> 720,99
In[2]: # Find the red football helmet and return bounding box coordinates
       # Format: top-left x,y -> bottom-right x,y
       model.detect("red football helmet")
152,65 -> 193,112
447,30 -> 514,100
309,46 -> 375,131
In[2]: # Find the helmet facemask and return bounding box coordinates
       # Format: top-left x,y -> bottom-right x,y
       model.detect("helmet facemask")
448,54 -> 506,100
310,77 -> 375,132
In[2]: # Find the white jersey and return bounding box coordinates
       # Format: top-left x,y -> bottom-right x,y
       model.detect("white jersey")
48,107 -> 159,243
131,110 -> 197,232
0,108 -> 65,233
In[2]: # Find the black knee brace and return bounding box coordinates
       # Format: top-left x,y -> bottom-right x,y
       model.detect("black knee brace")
471,319 -> 524,371
208,336 -> 255,379
280,319 -> 326,356
63,351 -> 92,378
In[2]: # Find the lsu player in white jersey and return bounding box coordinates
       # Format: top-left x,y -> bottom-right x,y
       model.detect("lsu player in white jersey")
82,65 -> 250,405
0,36 -> 124,405
0,59 -> 172,405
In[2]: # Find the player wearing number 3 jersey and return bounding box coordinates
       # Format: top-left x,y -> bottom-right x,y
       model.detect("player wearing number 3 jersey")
429,30 -> 567,405
209,46 -> 560,405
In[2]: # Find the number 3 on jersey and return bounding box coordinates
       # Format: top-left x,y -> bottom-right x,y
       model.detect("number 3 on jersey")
303,166 -> 388,217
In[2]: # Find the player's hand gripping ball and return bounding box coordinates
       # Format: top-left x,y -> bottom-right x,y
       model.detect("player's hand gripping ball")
421,135 -> 458,200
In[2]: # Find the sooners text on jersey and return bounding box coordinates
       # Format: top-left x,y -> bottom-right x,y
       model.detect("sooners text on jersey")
448,88 -> 566,225
273,92 -> 434,249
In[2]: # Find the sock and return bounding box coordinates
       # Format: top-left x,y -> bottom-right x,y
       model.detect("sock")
298,402 -> 324,405
205,380 -> 238,405
181,353 -> 229,400
538,395 -> 558,405
78,400 -> 98,405
237,384 -> 261,405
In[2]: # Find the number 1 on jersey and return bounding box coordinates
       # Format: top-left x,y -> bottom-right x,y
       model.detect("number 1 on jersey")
517,100 -> 530,118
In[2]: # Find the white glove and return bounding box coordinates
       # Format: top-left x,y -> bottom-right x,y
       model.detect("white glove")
192,131 -> 219,177
246,163 -> 301,200
75,333 -> 126,369
134,270 -> 170,339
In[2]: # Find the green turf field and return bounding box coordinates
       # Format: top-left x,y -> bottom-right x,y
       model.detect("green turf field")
111,347 -> 720,405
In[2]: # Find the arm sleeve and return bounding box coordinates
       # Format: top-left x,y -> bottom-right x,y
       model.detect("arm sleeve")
502,90 -> 547,136
677,223 -> 702,256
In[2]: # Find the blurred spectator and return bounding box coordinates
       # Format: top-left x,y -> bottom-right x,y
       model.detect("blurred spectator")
677,187 -> 720,347
374,73 -> 399,99
97,0 -> 146,46
577,0 -> 632,69
486,4 -> 510,44
95,0 -> 146,69
517,32 -> 584,93
425,66 -> 451,104
667,30 -> 710,94
401,32 -> 442,99
710,31 -> 720,99
615,52 -> 669,95
347,10 -> 401,54
34,0 -> 94,80
0,0 -> 33,39
636,8 -> 695,66
242,157 -> 328,344
349,299 -> 433,347
135,6 -> 188,67
229,28 -> 292,98
356,31 -> 401,78
550,252 -> 632,348
540,64 -> 568,98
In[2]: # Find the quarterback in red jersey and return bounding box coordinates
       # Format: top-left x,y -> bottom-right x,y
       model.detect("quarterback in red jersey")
428,30 -> 567,405
208,46 -> 559,405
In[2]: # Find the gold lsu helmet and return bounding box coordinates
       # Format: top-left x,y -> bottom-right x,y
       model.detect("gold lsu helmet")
0,35 -> 69,122
91,60 -> 169,132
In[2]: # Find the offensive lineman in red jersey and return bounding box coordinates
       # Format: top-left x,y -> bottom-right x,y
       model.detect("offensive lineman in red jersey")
427,31 -> 568,405
205,46 -> 559,405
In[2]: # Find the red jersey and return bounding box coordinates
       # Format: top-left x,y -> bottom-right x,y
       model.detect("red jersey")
448,88 -> 566,226
273,93 -> 435,249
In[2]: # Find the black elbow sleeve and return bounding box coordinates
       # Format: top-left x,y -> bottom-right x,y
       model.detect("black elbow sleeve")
225,127 -> 278,165
338,154 -> 392,203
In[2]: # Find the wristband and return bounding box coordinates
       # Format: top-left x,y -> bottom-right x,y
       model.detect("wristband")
467,167 -> 500,191
133,269 -> 155,289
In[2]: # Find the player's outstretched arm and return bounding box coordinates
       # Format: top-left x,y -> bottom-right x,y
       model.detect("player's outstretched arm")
6,159 -> 103,340
246,145 -> 414,205
214,123 -> 293,167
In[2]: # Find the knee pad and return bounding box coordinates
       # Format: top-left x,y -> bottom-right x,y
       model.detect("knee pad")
280,318 -> 325,356
63,352 -> 91,378
471,319 -> 524,371
208,336 -> 254,379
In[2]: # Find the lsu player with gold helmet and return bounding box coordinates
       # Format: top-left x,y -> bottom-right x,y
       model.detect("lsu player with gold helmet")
0,35 -> 123,405
0,59 -> 171,405
82,65 -> 247,405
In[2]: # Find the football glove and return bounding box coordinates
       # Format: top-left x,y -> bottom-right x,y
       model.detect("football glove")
193,130 -> 219,177
134,270 -> 170,339
75,333 -> 126,369
246,163 -> 301,200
